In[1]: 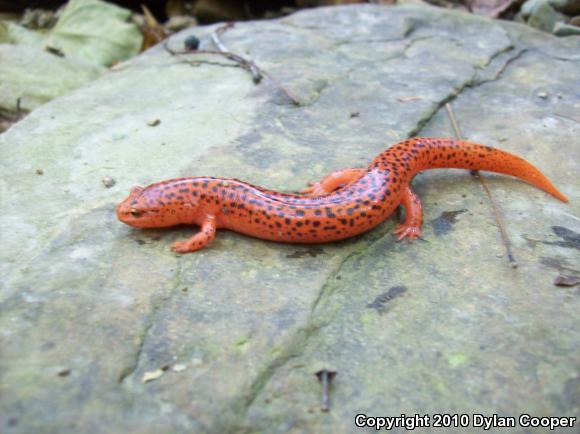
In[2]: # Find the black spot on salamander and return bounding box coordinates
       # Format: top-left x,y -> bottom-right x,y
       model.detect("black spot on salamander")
430,209 -> 467,236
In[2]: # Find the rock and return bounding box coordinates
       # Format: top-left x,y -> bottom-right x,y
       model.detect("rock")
0,5 -> 578,434
164,15 -> 199,33
554,21 -> 580,35
0,44 -> 104,112
520,0 -> 568,32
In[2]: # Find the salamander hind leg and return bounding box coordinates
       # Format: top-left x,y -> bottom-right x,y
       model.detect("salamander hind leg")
301,167 -> 367,196
393,187 -> 423,241
171,215 -> 217,253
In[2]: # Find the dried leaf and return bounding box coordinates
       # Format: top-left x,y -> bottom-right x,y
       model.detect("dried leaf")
140,5 -> 168,51
142,368 -> 165,383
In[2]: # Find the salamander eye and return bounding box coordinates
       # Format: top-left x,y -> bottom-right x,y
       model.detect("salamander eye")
130,208 -> 141,217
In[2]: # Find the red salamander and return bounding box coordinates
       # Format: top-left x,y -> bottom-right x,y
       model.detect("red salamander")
117,138 -> 568,253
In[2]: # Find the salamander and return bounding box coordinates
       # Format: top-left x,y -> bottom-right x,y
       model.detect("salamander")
117,138 -> 568,253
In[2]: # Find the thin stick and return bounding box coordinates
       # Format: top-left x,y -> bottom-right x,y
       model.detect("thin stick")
163,33 -> 301,106
212,23 -> 302,105
445,103 -> 518,268
212,23 -> 262,84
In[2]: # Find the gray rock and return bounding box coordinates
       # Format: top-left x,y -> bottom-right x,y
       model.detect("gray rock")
520,0 -> 568,32
0,44 -> 104,112
1,5 -> 579,434
554,21 -> 580,35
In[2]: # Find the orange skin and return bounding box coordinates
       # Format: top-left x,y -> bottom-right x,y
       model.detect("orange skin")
117,138 -> 568,253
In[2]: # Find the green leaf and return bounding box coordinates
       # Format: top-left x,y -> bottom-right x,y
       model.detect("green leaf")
45,0 -> 142,67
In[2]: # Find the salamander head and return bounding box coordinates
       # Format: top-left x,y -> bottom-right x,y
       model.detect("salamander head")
116,184 -> 198,228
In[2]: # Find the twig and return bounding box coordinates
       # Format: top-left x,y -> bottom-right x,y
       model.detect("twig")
163,27 -> 301,106
315,369 -> 337,412
445,102 -> 518,268
14,97 -> 22,121
213,25 -> 301,104
212,22 -> 261,84
211,23 -> 231,52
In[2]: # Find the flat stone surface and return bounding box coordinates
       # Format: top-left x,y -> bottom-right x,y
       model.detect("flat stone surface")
0,44 -> 104,112
1,5 -> 578,434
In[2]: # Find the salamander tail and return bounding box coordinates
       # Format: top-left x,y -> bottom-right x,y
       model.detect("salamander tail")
457,140 -> 568,202
407,138 -> 569,203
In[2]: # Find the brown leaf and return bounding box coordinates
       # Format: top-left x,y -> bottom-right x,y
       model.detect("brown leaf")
140,5 -> 168,51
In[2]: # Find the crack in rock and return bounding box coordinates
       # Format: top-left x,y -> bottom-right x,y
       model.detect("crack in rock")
118,258 -> 185,385
212,227 -> 392,432
407,44 -> 524,137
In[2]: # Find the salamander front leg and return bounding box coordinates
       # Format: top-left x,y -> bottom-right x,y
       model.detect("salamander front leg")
393,187 -> 423,241
301,167 -> 366,196
171,215 -> 216,253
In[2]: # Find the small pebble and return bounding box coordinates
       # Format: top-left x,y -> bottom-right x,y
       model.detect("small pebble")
172,364 -> 187,372
147,119 -> 160,127
36,169 -> 44,175
184,35 -> 200,51
102,176 -> 116,188
537,91 -> 548,99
